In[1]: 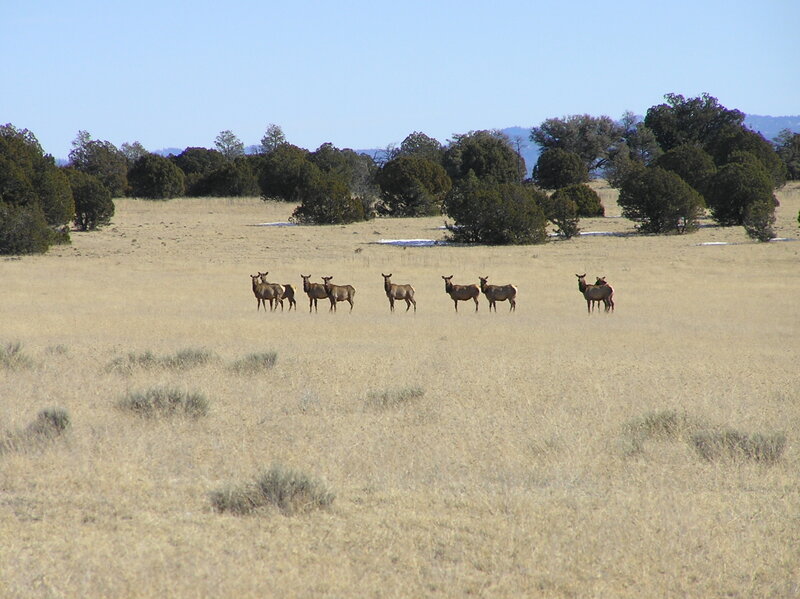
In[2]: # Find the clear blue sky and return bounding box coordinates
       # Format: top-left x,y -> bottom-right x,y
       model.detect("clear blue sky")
2,0 -> 798,159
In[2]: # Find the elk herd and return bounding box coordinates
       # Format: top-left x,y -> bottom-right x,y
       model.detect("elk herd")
250,272 -> 615,315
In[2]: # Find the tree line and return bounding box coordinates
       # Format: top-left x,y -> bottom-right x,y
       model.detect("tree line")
2,93 -> 798,254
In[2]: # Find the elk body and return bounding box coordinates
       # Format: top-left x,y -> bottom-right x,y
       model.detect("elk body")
321,276 -> 356,312
441,275 -> 479,312
576,274 -> 614,314
301,274 -> 329,312
281,284 -> 297,311
258,272 -> 285,311
478,276 -> 517,312
250,274 -> 271,311
381,273 -> 416,312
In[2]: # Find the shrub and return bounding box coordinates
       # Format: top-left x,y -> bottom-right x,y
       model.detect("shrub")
290,170 -> 368,225
443,175 -> 548,245
545,194 -> 580,239
106,348 -> 215,374
375,155 -> 452,217
705,161 -> 776,226
552,183 -> 604,218
0,201 -> 54,255
128,153 -> 185,199
365,386 -> 425,409
210,464 -> 334,516
618,165 -> 705,234
117,387 -> 209,418
691,430 -> 786,463
0,408 -> 70,454
532,148 -> 589,190
619,410 -> 695,456
0,341 -> 33,369
743,198 -> 777,242
229,352 -> 278,374
64,168 -> 114,230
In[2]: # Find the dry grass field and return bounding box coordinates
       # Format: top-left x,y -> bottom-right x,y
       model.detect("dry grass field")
2,182 -> 799,598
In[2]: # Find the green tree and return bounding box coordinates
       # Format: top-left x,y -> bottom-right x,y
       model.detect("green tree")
708,125 -> 786,187
214,130 -> 245,160
68,131 -> 128,197
259,124 -> 287,154
774,129 -> 800,180
128,153 -> 185,199
654,144 -> 716,195
705,161 -> 776,226
443,130 -> 525,184
742,197 -> 776,242
0,201 -> 52,254
64,168 -> 114,230
618,166 -> 705,234
120,141 -> 148,166
1,124 -> 74,254
170,147 -> 227,195
258,143 -> 313,202
531,114 -> 623,172
376,155 -> 451,216
547,195 -> 580,239
532,148 -> 588,190
442,174 -> 548,244
290,169 -> 367,225
644,93 -> 745,153
397,131 -> 444,163
552,183 -> 604,217
199,157 -> 259,196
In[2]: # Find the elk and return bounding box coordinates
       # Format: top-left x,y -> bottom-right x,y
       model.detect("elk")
258,272 -> 285,311
576,274 -> 614,314
381,273 -> 416,312
441,275 -> 479,312
300,274 -> 329,313
478,276 -> 517,312
250,274 -> 271,311
321,276 -> 356,312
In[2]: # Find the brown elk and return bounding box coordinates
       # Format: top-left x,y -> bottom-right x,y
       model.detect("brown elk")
300,274 -> 329,313
381,273 -> 416,312
258,272 -> 285,311
441,275 -> 479,312
478,276 -> 517,312
281,284 -> 297,311
250,274 -> 271,311
576,274 -> 614,314
321,276 -> 356,312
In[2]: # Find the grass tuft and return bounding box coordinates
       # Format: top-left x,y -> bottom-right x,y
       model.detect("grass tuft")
106,348 -> 215,375
0,341 -> 33,370
365,386 -> 425,409
117,387 -> 209,419
619,410 -> 696,457
210,464 -> 334,516
0,408 -> 71,454
229,352 -> 278,374
691,429 -> 786,463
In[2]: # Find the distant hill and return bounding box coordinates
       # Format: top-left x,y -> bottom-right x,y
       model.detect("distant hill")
743,115 -> 800,141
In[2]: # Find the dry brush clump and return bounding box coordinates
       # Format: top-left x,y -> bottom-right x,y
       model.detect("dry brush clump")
105,347 -> 217,375
0,408 -> 71,454
364,386 -> 425,410
620,409 -> 787,464
116,387 -> 209,419
691,429 -> 786,463
228,351 -> 278,374
0,341 -> 33,370
210,464 -> 335,516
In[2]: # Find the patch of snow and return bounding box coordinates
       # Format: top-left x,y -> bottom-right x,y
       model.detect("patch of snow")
255,222 -> 296,227
375,239 -> 446,247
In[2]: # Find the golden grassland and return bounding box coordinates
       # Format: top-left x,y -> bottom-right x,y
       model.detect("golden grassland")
1,183 -> 799,598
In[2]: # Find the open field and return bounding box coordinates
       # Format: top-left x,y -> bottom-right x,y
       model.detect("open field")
2,183 -> 799,598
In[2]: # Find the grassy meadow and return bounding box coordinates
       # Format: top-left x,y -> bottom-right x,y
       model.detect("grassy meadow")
1,182 -> 799,598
